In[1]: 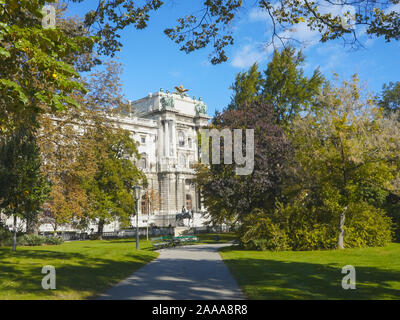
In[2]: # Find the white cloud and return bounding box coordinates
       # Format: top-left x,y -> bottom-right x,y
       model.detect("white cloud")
279,23 -> 320,46
248,7 -> 269,22
231,43 -> 272,68
315,44 -> 349,73
364,37 -> 375,48
168,71 -> 183,78
385,3 -> 400,14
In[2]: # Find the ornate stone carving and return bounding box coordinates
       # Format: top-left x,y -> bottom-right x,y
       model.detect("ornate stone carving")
195,97 -> 207,115
160,92 -> 175,110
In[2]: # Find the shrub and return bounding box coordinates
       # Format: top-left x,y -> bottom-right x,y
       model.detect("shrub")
18,234 -> 46,246
17,234 -> 65,246
285,204 -> 337,250
238,201 -> 393,251
344,202 -> 394,247
290,224 -> 337,251
0,223 -> 12,246
385,194 -> 400,241
240,209 -> 291,251
45,236 -> 64,245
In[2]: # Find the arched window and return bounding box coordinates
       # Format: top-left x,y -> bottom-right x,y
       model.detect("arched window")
178,131 -> 185,147
140,154 -> 147,169
186,194 -> 192,211
179,154 -> 186,167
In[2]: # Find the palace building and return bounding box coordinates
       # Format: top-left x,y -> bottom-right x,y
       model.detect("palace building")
114,89 -> 211,229
1,89 -> 211,233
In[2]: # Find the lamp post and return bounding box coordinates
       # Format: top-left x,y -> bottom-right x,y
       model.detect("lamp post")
133,185 -> 142,250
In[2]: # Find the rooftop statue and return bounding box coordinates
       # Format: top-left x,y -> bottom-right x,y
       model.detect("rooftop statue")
174,84 -> 189,98
195,97 -> 207,115
160,90 -> 175,110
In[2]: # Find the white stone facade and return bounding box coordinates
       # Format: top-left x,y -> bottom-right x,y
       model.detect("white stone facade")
1,90 -> 211,233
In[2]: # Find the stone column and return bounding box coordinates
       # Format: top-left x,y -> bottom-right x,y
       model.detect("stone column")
182,178 -> 186,209
171,120 -> 177,158
164,120 -> 169,157
158,120 -> 164,158
175,173 -> 179,211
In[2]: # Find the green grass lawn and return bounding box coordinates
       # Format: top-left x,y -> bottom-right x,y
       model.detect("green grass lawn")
220,243 -> 400,300
196,232 -> 237,244
0,239 -> 158,300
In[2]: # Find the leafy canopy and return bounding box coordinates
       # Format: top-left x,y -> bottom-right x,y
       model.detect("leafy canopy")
229,47 -> 323,126
0,0 -> 95,131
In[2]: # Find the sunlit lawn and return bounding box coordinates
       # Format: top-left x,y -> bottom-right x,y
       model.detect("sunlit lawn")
220,243 -> 400,300
0,239 -> 158,300
196,232 -> 237,244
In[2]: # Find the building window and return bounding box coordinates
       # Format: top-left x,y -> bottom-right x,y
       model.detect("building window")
141,136 -> 146,144
186,194 -> 192,211
188,138 -> 192,149
185,179 -> 193,190
140,154 -> 147,169
141,158 -> 147,169
178,131 -> 185,147
179,154 -> 186,167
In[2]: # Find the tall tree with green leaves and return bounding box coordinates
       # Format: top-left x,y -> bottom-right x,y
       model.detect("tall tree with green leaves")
377,81 -> 400,117
0,127 -> 50,250
375,82 -> 400,238
291,75 -> 399,248
37,111 -> 97,234
262,47 -> 323,126
228,47 -> 323,126
83,127 -> 146,239
0,0 -> 95,131
37,59 -> 131,233
228,63 -> 262,110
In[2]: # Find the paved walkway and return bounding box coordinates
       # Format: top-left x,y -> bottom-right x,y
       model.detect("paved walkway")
98,243 -> 245,300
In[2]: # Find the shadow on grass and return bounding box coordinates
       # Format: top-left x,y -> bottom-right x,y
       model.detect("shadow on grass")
220,248 -> 400,299
196,233 -> 237,244
0,247 -> 157,299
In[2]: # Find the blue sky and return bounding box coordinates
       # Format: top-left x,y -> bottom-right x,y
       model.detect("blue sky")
66,1 -> 400,117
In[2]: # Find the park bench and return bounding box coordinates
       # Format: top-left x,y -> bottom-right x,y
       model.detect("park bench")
150,235 -> 199,249
150,236 -> 174,249
172,235 -> 199,245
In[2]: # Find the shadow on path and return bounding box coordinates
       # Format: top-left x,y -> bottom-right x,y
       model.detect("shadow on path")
97,244 -> 244,300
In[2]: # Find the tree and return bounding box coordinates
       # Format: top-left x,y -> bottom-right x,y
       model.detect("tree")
83,127 -> 146,239
196,99 -> 293,227
83,60 -> 130,115
163,0 -> 400,64
76,58 -> 149,238
142,188 -> 161,240
142,188 -> 161,216
37,112 -> 97,234
290,75 -> 399,248
262,47 -> 323,126
37,59 -> 132,234
377,81 -> 400,117
43,1 -> 399,66
228,63 -> 262,110
0,0 -> 95,131
0,126 -> 50,250
228,47 -> 323,126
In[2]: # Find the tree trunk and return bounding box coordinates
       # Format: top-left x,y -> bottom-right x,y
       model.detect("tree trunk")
97,219 -> 105,240
338,207 -> 347,249
26,214 -> 39,235
12,215 -> 17,252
